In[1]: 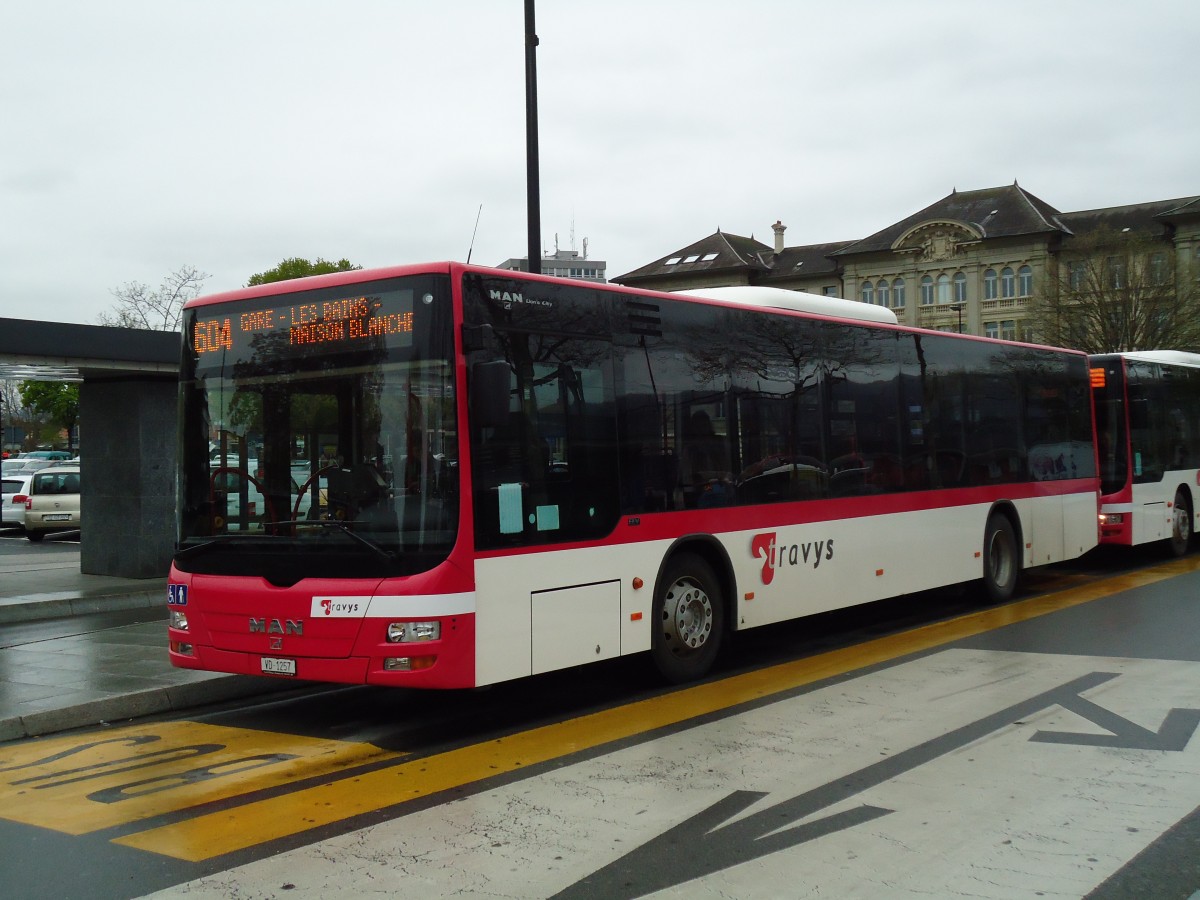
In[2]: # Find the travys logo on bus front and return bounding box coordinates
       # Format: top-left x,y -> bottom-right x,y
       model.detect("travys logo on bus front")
751,531 -> 835,585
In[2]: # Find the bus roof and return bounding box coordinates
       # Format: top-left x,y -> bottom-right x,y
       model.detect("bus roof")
1108,350 -> 1200,368
670,286 -> 899,325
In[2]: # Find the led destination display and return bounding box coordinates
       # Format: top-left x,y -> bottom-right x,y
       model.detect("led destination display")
192,291 -> 415,357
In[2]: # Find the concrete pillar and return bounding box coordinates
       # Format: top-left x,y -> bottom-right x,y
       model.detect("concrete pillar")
78,377 -> 177,577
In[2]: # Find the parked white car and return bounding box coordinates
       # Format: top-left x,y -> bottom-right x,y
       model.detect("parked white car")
1,472 -> 34,530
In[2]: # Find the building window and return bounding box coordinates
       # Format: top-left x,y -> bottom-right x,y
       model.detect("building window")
953,271 -> 967,303
892,277 -> 905,308
921,275 -> 934,305
876,279 -> 890,307
823,286 -> 839,297
985,321 -> 998,339
861,281 -> 874,305
1017,265 -> 1033,296
936,273 -> 951,304
1001,267 -> 1015,298
1068,261 -> 1085,291
1149,253 -> 1167,285
984,269 -> 998,300
1107,256 -> 1125,289
1001,319 -> 1016,341
1020,323 -> 1035,343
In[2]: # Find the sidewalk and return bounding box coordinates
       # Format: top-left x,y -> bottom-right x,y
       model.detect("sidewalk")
0,545 -> 304,742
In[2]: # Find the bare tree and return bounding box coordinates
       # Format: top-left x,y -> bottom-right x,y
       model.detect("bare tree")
1032,227 -> 1200,353
98,264 -> 209,331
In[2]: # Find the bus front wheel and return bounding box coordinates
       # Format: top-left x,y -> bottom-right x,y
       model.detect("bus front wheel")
982,514 -> 1019,603
1168,489 -> 1192,558
652,553 -> 725,683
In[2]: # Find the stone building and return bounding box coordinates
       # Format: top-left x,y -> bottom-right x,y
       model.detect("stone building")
614,183 -> 1200,342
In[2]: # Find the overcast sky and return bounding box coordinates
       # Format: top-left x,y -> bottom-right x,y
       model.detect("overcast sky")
4,0 -> 1198,326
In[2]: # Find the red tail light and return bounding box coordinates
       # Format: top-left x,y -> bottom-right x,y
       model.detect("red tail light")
17,495 -> 30,509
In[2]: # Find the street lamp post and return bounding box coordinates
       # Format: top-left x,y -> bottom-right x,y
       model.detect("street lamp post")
524,0 -> 541,275
949,302 -> 965,333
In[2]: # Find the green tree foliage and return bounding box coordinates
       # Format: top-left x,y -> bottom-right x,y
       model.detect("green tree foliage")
99,265 -> 209,331
247,257 -> 361,286
1032,227 -> 1200,353
18,382 -> 80,452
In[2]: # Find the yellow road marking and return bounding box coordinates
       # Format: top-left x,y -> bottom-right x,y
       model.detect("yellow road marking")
0,722 -> 398,835
116,555 -> 1200,861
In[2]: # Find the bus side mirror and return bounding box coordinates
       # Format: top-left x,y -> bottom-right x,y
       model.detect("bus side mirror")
470,361 -> 512,429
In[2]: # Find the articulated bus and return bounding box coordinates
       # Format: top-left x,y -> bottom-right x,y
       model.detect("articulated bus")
168,262 -> 1098,687
1090,350 -> 1200,556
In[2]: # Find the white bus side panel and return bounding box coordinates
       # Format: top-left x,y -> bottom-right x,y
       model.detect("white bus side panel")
474,541 -> 669,686
1129,474 -> 1200,545
472,492 -> 1096,685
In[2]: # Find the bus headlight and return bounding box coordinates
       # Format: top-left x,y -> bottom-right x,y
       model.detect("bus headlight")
1099,512 -> 1124,525
387,621 -> 440,643
170,609 -> 189,630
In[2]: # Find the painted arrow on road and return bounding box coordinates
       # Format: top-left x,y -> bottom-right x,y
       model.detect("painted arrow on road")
556,671 -> 1200,898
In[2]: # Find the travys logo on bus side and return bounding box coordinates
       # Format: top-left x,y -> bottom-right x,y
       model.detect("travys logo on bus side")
751,532 -> 835,585
311,597 -> 365,618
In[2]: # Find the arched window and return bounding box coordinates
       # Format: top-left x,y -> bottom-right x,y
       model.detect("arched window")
936,273 -> 951,304
984,268 -> 998,300
921,275 -> 934,305
861,281 -> 874,305
892,277 -> 906,308
953,271 -> 967,302
1017,265 -> 1033,296
1001,266 -> 1015,298
876,279 -> 890,307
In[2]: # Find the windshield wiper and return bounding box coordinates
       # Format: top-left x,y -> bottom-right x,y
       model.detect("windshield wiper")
175,533 -> 267,561
261,519 -> 397,561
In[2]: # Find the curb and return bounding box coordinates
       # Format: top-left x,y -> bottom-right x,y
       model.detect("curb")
0,673 -> 313,743
0,589 -> 163,625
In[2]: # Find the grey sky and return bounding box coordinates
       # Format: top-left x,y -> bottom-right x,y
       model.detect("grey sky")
3,0 -> 1198,326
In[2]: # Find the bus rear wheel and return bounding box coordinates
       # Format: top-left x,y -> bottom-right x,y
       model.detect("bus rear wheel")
982,514 -> 1019,603
652,553 -> 725,684
1168,489 -> 1192,558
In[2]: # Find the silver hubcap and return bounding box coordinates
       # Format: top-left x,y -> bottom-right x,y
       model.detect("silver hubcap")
662,578 -> 713,652
988,531 -> 1012,587
1174,504 -> 1189,543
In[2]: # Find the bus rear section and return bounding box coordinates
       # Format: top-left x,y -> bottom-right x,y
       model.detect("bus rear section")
1091,352 -> 1200,556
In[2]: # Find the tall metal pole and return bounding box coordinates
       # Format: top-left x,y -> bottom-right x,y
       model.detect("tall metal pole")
524,0 -> 542,275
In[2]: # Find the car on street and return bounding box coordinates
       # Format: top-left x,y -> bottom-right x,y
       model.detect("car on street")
1,472 -> 34,530
23,465 -> 81,541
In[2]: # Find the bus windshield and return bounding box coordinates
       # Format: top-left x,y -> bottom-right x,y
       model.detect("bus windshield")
175,274 -> 458,582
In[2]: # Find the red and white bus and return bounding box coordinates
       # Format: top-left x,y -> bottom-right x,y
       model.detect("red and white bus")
1090,350 -> 1200,556
168,262 -> 1099,687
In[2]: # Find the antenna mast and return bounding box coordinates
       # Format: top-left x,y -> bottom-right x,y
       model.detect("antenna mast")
466,204 -> 483,264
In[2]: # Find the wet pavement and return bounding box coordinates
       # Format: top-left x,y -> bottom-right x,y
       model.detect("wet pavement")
0,535 -> 300,742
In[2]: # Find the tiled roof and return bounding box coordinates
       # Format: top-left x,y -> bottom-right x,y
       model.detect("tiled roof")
1058,196 -> 1200,241
615,230 -> 772,282
833,183 -> 1066,256
760,241 -> 855,280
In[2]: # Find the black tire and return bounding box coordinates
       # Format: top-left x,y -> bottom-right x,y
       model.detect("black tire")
651,553 -> 725,684
27,531 -> 45,543
1168,489 -> 1192,558
982,514 -> 1019,603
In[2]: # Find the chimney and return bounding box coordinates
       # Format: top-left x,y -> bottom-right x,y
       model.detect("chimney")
772,220 -> 786,254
